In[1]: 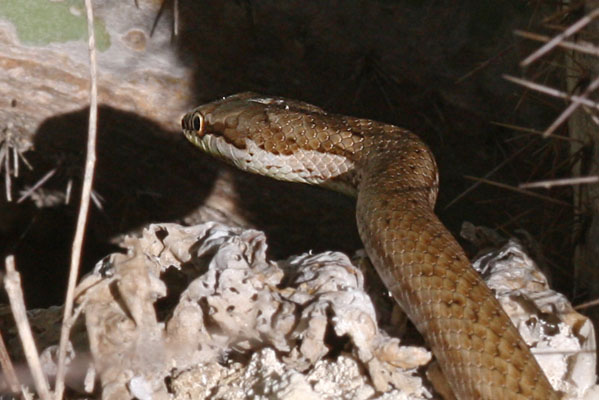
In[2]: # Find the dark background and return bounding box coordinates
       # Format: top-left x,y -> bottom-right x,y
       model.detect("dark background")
1,0 -> 576,309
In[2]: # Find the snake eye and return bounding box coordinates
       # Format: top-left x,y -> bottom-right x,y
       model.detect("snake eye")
192,113 -> 203,132
182,112 -> 205,134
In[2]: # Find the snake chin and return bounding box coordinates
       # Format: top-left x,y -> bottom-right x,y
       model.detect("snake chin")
186,132 -> 357,196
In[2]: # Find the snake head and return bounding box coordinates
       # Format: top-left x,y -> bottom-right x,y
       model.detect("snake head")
181,93 -> 360,196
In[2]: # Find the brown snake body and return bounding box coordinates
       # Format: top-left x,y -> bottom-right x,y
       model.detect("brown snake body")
182,92 -> 558,399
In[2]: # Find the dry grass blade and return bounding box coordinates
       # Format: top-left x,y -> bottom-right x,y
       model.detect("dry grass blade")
17,168 -> 56,204
90,189 -> 105,210
151,0 -> 178,38
504,75 -> 599,110
0,122 -> 33,201
520,8 -> 599,66
1,125 -> 33,202
544,75 -> 599,136
515,30 -> 599,57
455,45 -> 513,84
4,256 -> 52,400
3,145 -> 11,201
519,176 -> 599,189
574,298 -> 599,310
0,330 -> 20,393
54,0 -> 99,398
491,121 -> 580,142
463,175 -> 571,207
173,0 -> 179,36
444,141 -> 534,210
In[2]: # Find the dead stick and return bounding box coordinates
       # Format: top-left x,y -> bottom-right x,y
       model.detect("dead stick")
504,75 -> 599,110
0,329 -> 20,393
515,30 -> 599,58
520,8 -> 599,66
519,176 -> 599,189
4,255 -> 51,400
54,0 -> 98,398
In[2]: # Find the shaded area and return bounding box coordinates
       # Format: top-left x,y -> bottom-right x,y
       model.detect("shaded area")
0,0 -> 576,309
232,172 -> 361,258
1,106 -> 361,307
1,107 -> 217,307
173,0 -> 573,280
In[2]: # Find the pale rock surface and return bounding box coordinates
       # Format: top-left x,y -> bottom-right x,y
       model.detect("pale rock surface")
463,222 -> 598,400
3,221 -> 596,399
77,222 -> 432,399
0,0 -> 191,136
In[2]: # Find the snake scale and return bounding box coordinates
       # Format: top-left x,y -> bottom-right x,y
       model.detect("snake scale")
182,92 -> 559,399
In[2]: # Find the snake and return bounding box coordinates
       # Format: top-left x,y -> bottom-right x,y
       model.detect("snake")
181,92 -> 559,399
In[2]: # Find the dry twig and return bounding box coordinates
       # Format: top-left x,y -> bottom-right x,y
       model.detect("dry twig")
504,75 -> 599,111
444,142 -> 534,210
54,0 -> 99,398
519,176 -> 599,189
0,330 -> 20,393
504,74 -> 599,136
520,8 -> 599,66
4,255 -> 52,400
544,75 -> 599,136
455,45 -> 513,84
516,30 -> 599,58
1,124 -> 33,201
574,298 -> 599,310
463,175 -> 571,207
491,121 -> 580,142
17,169 -> 56,204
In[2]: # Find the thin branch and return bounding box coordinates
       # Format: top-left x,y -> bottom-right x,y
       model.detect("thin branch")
463,176 -> 571,207
173,0 -> 179,36
150,0 -> 177,37
4,256 -> 52,400
541,1 -> 585,25
583,104 -> 599,127
543,74 -> 599,136
65,179 -> 73,205
504,75 -> 599,110
54,0 -> 98,398
495,208 -> 534,233
455,45 -> 513,84
574,297 -> 599,310
0,330 -> 20,393
444,142 -> 533,210
4,145 -> 11,201
90,189 -> 105,210
1,124 -> 33,201
519,176 -> 599,189
491,121 -> 581,143
515,30 -> 599,58
17,168 -> 56,204
520,8 -> 599,66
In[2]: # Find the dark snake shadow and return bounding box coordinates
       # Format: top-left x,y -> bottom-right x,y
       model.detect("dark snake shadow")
1,106 -> 361,307
230,170 -> 362,259
1,106 -> 217,307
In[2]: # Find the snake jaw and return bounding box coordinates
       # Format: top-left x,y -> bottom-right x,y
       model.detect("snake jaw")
186,127 -> 357,196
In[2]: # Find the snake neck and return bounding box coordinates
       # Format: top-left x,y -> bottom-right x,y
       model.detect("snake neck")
355,130 -> 439,208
